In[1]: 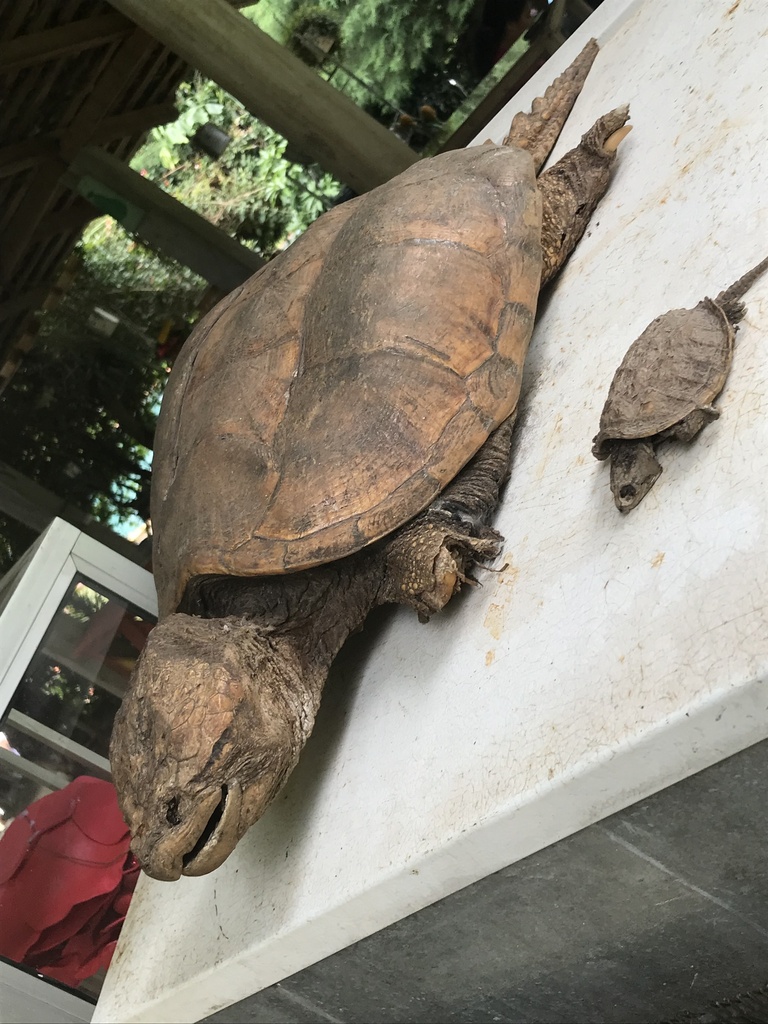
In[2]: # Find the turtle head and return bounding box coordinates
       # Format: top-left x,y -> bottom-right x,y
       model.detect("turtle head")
110,614 -> 303,881
609,439 -> 663,512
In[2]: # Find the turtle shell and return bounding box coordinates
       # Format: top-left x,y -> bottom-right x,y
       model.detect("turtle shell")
152,144 -> 543,617
592,298 -> 734,459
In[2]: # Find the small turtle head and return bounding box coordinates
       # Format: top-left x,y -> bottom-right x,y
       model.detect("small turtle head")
609,439 -> 663,512
110,614 -> 301,881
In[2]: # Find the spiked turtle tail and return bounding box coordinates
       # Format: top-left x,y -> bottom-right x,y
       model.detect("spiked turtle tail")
503,38 -> 599,174
716,253 -> 768,323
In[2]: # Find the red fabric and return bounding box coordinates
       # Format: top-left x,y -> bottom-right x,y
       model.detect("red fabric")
0,776 -> 138,988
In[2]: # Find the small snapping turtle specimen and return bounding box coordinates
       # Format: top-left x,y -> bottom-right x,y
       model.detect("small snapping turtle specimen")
111,41 -> 632,881
593,255 -> 768,512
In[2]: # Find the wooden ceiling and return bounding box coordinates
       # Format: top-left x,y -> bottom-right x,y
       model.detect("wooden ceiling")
0,0 -> 205,388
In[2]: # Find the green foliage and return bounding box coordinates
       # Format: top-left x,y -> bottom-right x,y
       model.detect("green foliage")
132,74 -> 339,257
335,0 -> 477,108
250,0 -> 479,117
147,99 -> 225,171
241,1 -> 291,43
283,4 -> 341,66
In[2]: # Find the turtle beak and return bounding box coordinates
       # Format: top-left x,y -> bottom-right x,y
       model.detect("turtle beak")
181,779 -> 243,876
133,779 -> 244,881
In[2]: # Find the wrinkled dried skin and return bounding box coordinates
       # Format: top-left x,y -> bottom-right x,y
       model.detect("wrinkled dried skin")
110,615 -> 312,881
538,106 -> 630,287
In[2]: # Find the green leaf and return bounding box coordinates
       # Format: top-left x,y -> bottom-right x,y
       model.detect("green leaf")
158,145 -> 176,169
164,122 -> 189,145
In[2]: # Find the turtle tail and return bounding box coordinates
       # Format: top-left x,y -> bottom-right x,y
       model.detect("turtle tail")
716,253 -> 768,323
503,38 -> 599,174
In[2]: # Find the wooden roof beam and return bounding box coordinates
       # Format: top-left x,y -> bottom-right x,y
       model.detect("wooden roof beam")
59,26 -> 162,158
0,27 -> 163,280
0,288 -> 49,323
106,0 -> 417,193
30,199 -> 101,243
0,13 -> 133,71
87,101 -> 178,145
67,145 -> 264,292
0,102 -> 178,180
0,158 -> 69,283
0,137 -> 56,179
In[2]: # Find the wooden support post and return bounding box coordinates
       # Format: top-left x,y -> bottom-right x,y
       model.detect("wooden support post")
66,146 -> 264,292
106,0 -> 417,193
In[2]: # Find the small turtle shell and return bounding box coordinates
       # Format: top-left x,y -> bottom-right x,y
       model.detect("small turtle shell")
592,297 -> 735,459
152,143 -> 543,617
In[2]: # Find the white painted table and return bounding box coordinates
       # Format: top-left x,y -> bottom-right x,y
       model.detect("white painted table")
96,1 -> 768,1019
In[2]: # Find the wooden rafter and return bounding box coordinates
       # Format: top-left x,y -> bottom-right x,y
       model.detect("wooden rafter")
59,26 -> 158,158
0,25 -> 158,279
0,12 -> 132,71
0,158 -> 68,282
0,288 -> 49,323
0,138 -> 57,179
0,102 -> 177,179
87,101 -> 178,145
108,0 -> 417,193
30,199 -> 101,243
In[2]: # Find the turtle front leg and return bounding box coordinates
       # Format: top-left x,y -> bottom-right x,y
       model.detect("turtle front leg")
380,418 -> 515,620
670,405 -> 720,443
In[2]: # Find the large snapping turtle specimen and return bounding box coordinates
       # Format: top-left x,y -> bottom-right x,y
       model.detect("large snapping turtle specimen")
111,41 -> 632,881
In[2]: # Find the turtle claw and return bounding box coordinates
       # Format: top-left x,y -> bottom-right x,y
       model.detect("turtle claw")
384,515 -> 503,619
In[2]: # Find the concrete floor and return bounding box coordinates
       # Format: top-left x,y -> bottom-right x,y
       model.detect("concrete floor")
205,739 -> 768,1024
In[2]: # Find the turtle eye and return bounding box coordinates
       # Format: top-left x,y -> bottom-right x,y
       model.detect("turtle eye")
166,796 -> 182,826
619,484 -> 636,500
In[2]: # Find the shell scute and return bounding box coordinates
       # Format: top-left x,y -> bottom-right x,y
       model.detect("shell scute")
593,299 -> 734,456
152,145 -> 542,615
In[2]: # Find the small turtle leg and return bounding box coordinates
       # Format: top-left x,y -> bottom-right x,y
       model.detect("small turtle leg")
608,439 -> 663,512
380,418 -> 515,621
670,405 -> 720,443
